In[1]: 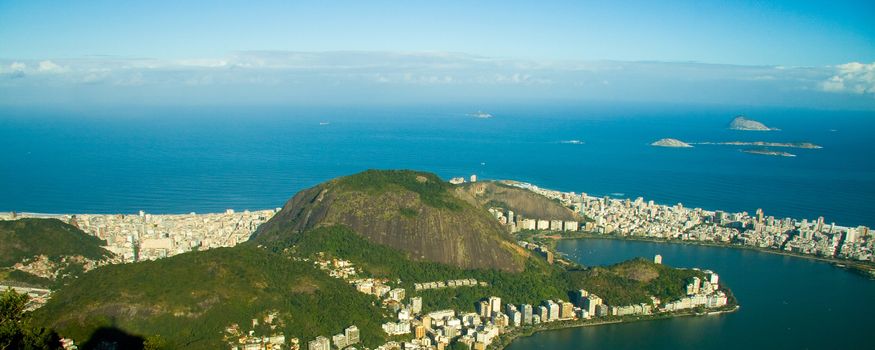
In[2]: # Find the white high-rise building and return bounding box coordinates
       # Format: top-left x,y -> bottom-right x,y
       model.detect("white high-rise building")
489,296 -> 501,316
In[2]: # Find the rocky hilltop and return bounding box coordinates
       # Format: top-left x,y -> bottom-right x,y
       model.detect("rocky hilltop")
729,116 -> 777,131
650,138 -> 692,148
460,181 -> 582,221
252,170 -> 527,272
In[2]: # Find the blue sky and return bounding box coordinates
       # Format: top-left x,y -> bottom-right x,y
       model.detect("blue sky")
0,1 -> 873,108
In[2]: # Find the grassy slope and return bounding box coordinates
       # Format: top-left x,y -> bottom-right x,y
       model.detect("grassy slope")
0,218 -> 112,266
34,246 -> 388,349
333,169 -> 463,210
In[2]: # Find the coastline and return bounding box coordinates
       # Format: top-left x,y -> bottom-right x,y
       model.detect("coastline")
540,232 -> 875,278
494,305 -> 740,349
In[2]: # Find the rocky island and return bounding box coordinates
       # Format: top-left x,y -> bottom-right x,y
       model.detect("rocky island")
695,141 -> 822,149
651,138 -> 693,148
729,116 -> 778,131
742,148 -> 796,157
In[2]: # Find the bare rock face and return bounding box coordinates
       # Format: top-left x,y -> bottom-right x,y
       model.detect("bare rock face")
252,170 -> 526,272
459,181 -> 582,221
729,116 -> 777,131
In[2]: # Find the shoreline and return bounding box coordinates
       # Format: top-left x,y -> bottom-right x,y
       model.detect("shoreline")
541,232 -> 875,278
494,305 -> 740,349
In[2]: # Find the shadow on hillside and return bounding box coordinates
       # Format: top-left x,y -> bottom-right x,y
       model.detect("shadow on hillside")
80,327 -> 144,350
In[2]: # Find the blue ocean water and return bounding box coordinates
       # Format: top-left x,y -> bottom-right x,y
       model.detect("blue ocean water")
506,238 -> 875,350
1,103 -> 873,227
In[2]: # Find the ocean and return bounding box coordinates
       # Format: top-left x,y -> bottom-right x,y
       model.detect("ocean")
1,103 -> 874,228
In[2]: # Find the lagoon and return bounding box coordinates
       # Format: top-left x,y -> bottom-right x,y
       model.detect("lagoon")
506,238 -> 875,349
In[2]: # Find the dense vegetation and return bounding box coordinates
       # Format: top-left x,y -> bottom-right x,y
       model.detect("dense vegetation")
34,246 -> 388,349
0,219 -> 112,267
0,270 -> 53,289
0,288 -> 60,349
567,258 -> 707,305
333,169 -> 462,210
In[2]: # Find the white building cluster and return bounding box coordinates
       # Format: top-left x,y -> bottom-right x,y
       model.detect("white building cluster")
484,180 -> 874,264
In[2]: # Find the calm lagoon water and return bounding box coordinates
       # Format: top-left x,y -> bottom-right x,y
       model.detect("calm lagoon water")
506,238 -> 875,350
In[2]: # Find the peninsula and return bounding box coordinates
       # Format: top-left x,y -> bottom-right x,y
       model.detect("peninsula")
729,116 -> 778,131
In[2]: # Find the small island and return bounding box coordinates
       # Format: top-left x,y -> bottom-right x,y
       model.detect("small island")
729,116 -> 778,131
651,138 -> 693,148
560,140 -> 584,145
695,141 -> 822,149
742,148 -> 796,157
469,111 -> 494,119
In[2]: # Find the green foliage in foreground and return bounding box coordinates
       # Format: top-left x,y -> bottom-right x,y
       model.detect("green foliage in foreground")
333,169 -> 463,210
0,218 -> 112,267
34,246 -> 388,349
1,288 -> 61,349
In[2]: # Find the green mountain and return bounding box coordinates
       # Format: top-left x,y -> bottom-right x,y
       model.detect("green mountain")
0,218 -> 114,288
253,170 -> 527,272
0,218 -> 111,267
31,170 -> 720,349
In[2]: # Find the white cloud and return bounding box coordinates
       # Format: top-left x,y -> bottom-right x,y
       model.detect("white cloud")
37,60 -> 64,73
821,62 -> 875,95
0,51 -> 873,109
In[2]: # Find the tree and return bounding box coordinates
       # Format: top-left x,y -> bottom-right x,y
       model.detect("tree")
0,288 -> 60,350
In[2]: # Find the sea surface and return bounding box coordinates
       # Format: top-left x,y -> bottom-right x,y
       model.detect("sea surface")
506,238 -> 875,350
1,103 -> 874,227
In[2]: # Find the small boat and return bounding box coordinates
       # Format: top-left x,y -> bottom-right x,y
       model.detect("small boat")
469,111 -> 493,119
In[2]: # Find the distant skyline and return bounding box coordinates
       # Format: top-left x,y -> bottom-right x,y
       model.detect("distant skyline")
0,1 -> 873,109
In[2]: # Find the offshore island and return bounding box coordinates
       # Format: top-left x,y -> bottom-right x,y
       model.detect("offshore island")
2,169 -> 872,350
729,116 -> 779,131
742,148 -> 796,157
650,138 -> 692,148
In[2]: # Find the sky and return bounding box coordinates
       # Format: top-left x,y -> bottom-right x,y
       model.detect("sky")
0,0 -> 873,109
